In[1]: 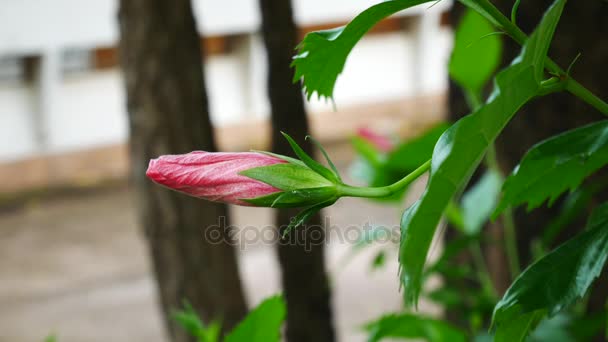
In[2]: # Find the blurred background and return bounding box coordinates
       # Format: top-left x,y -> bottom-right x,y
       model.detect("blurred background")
0,0 -> 454,341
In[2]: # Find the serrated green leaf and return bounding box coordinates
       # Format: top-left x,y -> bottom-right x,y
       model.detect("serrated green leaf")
399,0 -> 566,308
492,203 -> 608,340
461,170 -> 502,235
365,313 -> 467,342
292,0 -> 433,100
240,163 -> 333,191
281,132 -> 339,183
449,9 -> 502,96
494,120 -> 608,216
225,295 -> 286,342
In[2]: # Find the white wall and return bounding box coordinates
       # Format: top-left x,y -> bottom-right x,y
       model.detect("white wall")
0,0 -> 452,162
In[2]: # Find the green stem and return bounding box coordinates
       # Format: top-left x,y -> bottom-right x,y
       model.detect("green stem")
486,144 -> 521,278
470,243 -> 498,299
566,79 -> 608,116
469,0 -> 608,116
338,160 -> 431,198
502,206 -> 521,277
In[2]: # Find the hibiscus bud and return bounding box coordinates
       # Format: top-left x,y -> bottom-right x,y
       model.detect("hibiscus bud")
146,151 -> 338,207
356,127 -> 394,152
146,151 -> 286,206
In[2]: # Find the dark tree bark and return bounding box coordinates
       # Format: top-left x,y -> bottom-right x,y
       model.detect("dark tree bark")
118,1 -> 247,340
449,0 -> 608,336
258,0 -> 335,341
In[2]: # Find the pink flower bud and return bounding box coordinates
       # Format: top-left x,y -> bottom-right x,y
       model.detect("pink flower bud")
356,127 -> 394,152
146,151 -> 286,206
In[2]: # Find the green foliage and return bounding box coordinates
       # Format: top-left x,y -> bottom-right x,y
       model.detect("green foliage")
492,203 -> 608,340
494,120 -> 608,216
350,124 -> 447,202
386,125 -> 448,172
399,0 -> 567,308
449,9 -> 503,99
494,310 -> 545,342
44,335 -> 58,342
281,132 -> 340,183
173,302 -> 222,342
292,0 -> 433,100
365,313 -> 467,342
460,170 -> 502,235
175,296 -> 286,342
225,295 -> 286,342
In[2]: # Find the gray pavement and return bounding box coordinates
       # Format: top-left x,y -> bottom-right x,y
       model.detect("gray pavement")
0,175 -> 440,341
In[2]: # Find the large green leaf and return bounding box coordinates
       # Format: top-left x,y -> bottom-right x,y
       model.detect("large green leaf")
449,9 -> 503,96
399,0 -> 566,307
365,313 -> 467,342
494,120 -> 608,216
492,203 -> 608,340
225,295 -> 286,342
292,0 -> 432,100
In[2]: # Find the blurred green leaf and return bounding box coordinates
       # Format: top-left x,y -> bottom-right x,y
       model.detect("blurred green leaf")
225,295 -> 286,342
371,250 -> 387,270
426,287 -> 464,310
492,203 -> 608,340
292,0 -> 433,100
528,314 -> 576,342
461,170 -> 503,235
355,225 -> 393,249
495,310 -> 545,342
173,302 -> 221,342
385,124 -> 448,172
494,120 -> 608,216
449,9 -> 503,97
399,0 -> 566,307
542,186 -> 594,247
350,124 -> 448,203
365,313 -> 467,342
44,335 -> 58,342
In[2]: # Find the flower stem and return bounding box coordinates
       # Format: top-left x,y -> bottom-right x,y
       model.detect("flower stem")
338,160 -> 431,198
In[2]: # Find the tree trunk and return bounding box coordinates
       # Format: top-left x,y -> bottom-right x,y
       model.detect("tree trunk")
258,0 -> 335,341
118,1 -> 247,340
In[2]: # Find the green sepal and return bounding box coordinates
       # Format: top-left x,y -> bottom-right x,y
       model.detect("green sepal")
282,199 -> 336,237
306,135 -> 342,181
242,187 -> 337,208
240,163 -> 333,191
281,132 -> 340,183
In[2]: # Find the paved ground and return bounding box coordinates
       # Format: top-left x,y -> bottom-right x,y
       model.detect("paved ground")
0,166 -> 440,342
